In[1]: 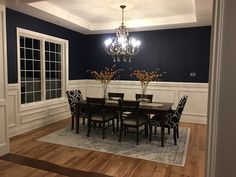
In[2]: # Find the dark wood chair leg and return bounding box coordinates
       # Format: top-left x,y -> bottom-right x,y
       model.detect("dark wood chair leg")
168,127 -> 171,134
102,122 -> 105,139
87,120 -> 91,137
112,119 -> 115,134
149,124 -> 152,142
76,116 -> 79,134
116,117 -> 119,132
136,127 -> 139,145
82,118 -> 85,125
71,116 -> 74,130
177,124 -> 179,138
119,125 -> 123,142
154,126 -> 157,135
174,128 -> 177,145
145,123 -> 148,138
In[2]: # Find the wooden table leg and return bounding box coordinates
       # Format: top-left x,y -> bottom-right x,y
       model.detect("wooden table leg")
160,111 -> 165,147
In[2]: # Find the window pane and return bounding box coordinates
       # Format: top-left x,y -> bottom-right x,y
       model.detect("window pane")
26,49 -> 32,59
45,52 -> 49,61
46,72 -> 50,79
56,89 -> 61,97
34,82 -> 41,91
34,50 -> 40,60
46,91 -> 51,100
21,94 -> 26,104
56,53 -> 61,62
57,81 -> 61,88
46,81 -> 51,90
20,36 -> 25,47
26,82 -> 33,92
45,41 -> 49,51
33,39 -> 40,49
56,44 -> 61,52
21,82 -> 26,93
26,60 -> 32,70
25,37 -> 32,48
50,43 -> 55,51
34,92 -> 41,102
34,61 -> 40,70
50,53 -> 55,61
51,72 -> 56,79
20,48 -> 25,58
34,72 -> 41,81
20,60 -> 25,70
56,63 -> 61,70
26,71 -> 33,81
51,62 -> 55,70
21,71 -> 26,81
51,81 -> 56,89
26,93 -> 33,103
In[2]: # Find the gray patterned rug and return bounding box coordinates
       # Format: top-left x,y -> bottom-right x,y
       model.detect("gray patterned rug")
38,126 -> 190,166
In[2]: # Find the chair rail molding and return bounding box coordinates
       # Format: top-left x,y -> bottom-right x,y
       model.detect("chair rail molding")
69,79 -> 208,124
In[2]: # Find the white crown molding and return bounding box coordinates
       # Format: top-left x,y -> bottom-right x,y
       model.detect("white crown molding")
3,0 -> 212,34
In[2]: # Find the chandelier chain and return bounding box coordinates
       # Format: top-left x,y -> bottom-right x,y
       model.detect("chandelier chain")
104,5 -> 141,62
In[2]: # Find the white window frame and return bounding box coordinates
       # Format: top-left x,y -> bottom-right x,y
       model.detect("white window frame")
17,28 -> 69,110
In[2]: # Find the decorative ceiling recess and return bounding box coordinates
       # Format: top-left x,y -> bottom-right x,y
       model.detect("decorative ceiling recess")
5,0 -> 213,34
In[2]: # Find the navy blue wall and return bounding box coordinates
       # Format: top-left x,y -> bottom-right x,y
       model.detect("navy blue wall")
6,8 -> 211,83
85,27 -> 211,82
6,8 -> 87,83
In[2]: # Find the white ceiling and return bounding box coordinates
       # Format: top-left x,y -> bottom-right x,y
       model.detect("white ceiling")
2,0 -> 213,34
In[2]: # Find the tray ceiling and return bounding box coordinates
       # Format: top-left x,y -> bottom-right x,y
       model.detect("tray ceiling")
2,0 -> 213,34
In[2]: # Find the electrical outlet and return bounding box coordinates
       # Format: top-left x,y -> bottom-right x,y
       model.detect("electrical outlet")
190,72 -> 197,77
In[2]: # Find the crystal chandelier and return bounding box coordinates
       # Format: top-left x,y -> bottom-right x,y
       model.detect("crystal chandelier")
104,5 -> 141,62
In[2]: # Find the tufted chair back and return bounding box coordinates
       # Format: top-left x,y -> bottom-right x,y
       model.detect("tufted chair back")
167,95 -> 188,127
66,89 -> 83,117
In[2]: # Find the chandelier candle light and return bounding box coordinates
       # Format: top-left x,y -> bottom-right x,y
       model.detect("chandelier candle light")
104,5 -> 141,62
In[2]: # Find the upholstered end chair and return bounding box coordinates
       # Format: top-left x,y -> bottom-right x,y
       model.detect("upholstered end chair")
149,95 -> 188,145
66,89 -> 88,133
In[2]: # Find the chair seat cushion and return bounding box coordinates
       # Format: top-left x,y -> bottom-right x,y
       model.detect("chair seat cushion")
123,118 -> 147,126
91,112 -> 116,122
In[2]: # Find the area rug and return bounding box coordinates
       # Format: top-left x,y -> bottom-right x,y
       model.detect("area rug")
38,126 -> 190,166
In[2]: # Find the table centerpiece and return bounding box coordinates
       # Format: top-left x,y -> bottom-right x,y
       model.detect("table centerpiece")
131,70 -> 162,102
87,65 -> 122,99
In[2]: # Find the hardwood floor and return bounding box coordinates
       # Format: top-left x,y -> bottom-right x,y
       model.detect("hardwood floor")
1,118 -> 206,177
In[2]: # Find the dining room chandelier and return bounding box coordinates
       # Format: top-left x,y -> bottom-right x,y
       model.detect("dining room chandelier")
104,5 -> 141,62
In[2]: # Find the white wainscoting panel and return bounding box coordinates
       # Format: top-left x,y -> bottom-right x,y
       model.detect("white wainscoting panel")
69,80 -> 208,124
7,80 -> 208,137
7,84 -> 71,137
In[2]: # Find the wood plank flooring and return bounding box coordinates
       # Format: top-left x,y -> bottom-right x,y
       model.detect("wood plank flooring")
1,118 -> 206,177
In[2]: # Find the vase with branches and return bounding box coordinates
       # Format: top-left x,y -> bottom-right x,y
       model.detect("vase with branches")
88,65 -> 122,99
131,70 -> 162,102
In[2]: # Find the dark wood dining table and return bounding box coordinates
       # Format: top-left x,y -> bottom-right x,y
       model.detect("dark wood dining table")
78,99 -> 173,147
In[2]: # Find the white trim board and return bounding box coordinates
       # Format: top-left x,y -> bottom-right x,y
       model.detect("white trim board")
0,4 -> 9,156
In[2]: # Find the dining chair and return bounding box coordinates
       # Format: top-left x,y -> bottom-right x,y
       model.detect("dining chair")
66,89 -> 89,133
108,92 -> 124,100
135,94 -> 153,103
149,95 -> 188,145
86,97 -> 116,139
118,100 -> 149,145
108,92 -> 125,131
